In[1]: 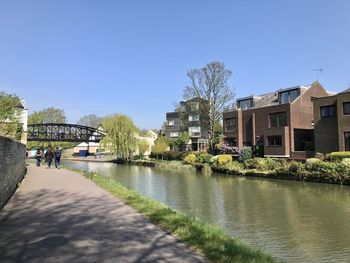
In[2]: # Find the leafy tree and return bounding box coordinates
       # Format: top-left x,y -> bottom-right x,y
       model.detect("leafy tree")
100,114 -> 138,159
0,91 -> 22,140
152,135 -> 168,159
28,107 -> 66,124
77,114 -> 102,128
138,139 -> 149,157
183,61 -> 235,149
27,107 -> 71,149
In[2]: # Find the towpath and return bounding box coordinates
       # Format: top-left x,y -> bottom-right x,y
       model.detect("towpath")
0,165 -> 207,263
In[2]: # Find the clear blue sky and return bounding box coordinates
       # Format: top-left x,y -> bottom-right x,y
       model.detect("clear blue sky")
1,0 -> 350,129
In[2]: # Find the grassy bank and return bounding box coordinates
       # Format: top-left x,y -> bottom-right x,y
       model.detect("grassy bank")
131,159 -> 196,172
64,166 -> 276,263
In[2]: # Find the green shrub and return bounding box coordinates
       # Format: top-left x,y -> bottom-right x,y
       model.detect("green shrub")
256,158 -> 280,171
341,158 -> 350,168
330,152 -> 350,162
314,152 -> 324,160
184,153 -> 196,164
305,158 -> 323,170
238,147 -> 252,163
217,154 -> 233,166
225,161 -> 243,172
209,155 -> 219,165
243,159 -> 256,169
196,152 -> 213,164
288,161 -> 305,173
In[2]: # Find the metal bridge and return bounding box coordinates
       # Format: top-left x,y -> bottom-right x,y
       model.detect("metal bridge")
27,123 -> 105,142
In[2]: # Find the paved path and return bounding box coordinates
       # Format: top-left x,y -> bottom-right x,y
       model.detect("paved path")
0,165 -> 207,263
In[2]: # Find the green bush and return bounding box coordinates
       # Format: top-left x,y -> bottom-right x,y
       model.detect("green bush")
330,152 -> 350,162
314,152 -> 324,160
184,153 -> 196,164
209,155 -> 219,165
196,152 -> 213,164
341,158 -> 350,168
243,159 -> 256,169
217,154 -> 233,166
225,161 -> 243,172
238,147 -> 252,163
305,158 -> 323,170
257,158 -> 280,171
288,161 -> 305,173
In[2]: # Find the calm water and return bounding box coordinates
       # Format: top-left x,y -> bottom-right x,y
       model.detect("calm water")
64,160 -> 350,263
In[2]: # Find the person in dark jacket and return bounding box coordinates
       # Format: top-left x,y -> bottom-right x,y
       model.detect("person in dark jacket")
54,147 -> 61,169
35,149 -> 42,167
45,147 -> 54,168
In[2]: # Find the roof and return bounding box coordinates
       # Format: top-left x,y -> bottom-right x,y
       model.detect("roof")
236,84 -> 312,109
340,88 -> 350,94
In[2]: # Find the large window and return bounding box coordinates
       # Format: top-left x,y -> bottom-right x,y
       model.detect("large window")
345,132 -> 350,151
170,132 -> 179,137
226,118 -> 236,127
343,102 -> 350,115
189,126 -> 201,137
267,135 -> 282,146
168,120 -> 174,126
320,105 -> 336,118
279,89 -> 300,104
269,112 -> 287,127
188,115 -> 199,121
238,99 -> 252,110
190,102 -> 199,111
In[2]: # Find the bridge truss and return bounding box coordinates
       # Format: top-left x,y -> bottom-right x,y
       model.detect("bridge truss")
27,123 -> 105,143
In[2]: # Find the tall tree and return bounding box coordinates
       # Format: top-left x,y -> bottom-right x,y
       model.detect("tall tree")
28,107 -> 66,124
0,91 -> 22,140
183,62 -> 235,149
152,135 -> 168,159
100,114 -> 138,159
77,114 -> 102,128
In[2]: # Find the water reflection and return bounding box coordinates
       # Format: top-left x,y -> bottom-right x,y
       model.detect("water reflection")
64,161 -> 350,263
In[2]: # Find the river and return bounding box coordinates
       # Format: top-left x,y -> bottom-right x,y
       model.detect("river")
63,160 -> 350,263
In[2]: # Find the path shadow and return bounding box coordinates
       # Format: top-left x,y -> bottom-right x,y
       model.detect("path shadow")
0,189 -> 205,263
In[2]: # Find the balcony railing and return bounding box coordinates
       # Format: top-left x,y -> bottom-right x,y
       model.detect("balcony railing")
189,132 -> 201,137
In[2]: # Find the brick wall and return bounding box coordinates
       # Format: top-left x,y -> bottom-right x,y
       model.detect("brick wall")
0,136 -> 26,209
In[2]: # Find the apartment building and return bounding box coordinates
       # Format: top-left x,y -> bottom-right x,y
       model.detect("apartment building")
165,97 -> 209,151
223,82 -> 329,158
313,88 -> 350,153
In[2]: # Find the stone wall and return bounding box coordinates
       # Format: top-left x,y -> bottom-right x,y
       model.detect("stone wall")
0,136 -> 26,209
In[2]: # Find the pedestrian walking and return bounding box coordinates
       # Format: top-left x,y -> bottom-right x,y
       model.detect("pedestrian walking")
45,147 -> 54,168
35,149 -> 42,167
54,147 -> 61,169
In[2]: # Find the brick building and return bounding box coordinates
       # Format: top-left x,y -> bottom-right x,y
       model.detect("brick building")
223,82 -> 330,158
165,97 -> 209,151
313,88 -> 350,153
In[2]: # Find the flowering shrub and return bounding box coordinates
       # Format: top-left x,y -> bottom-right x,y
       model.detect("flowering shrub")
219,143 -> 239,154
184,153 -> 196,164
238,147 -> 252,163
217,154 -> 233,166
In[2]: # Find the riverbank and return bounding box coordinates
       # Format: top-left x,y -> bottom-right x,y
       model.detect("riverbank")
131,158 -> 350,186
64,165 -> 276,263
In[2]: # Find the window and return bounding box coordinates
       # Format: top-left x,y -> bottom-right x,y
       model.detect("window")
343,102 -> 350,115
238,99 -> 252,110
267,136 -> 282,146
320,105 -> 336,118
188,115 -> 199,121
190,102 -> 199,111
189,126 -> 201,137
279,89 -> 300,104
225,118 -> 236,127
345,132 -> 350,151
269,112 -> 287,127
168,120 -> 174,126
170,132 -> 179,137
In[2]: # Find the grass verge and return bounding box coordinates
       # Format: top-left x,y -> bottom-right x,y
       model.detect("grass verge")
63,165 -> 276,263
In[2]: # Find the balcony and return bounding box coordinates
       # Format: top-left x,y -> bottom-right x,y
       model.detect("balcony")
189,132 -> 201,137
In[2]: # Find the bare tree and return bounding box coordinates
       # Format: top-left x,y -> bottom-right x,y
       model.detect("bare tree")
183,62 -> 235,149
77,114 -> 102,128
